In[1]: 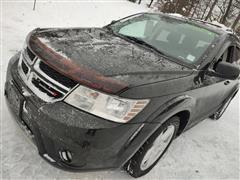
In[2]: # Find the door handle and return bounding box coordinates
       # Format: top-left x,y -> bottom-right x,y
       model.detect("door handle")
224,80 -> 230,85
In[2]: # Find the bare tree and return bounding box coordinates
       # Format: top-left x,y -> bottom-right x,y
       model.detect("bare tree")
160,0 -> 199,16
221,0 -> 234,24
231,12 -> 240,29
217,0 -> 227,18
149,0 -> 154,7
153,0 -> 239,30
236,26 -> 240,36
191,0 -> 200,18
33,0 -> 37,10
186,0 -> 196,15
205,0 -> 218,21
201,0 -> 212,20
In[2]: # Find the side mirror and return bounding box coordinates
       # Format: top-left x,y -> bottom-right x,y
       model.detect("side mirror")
209,61 -> 240,80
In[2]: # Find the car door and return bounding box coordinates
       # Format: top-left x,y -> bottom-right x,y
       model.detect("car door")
212,38 -> 239,97
190,40 -> 237,122
222,42 -> 240,97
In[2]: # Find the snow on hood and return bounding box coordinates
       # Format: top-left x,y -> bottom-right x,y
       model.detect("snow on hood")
28,28 -> 192,94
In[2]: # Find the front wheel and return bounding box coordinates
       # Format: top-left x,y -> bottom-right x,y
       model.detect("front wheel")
124,117 -> 180,178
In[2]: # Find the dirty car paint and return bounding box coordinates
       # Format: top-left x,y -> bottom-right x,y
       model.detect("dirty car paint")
5,13 -> 240,173
29,28 -> 192,94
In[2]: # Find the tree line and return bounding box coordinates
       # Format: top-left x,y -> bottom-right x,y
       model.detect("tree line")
130,0 -> 240,35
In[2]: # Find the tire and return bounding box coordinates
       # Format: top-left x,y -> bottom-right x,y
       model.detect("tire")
209,93 -> 235,120
124,117 -> 180,178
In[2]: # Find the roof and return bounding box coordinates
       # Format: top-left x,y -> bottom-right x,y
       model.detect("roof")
166,13 -> 238,39
189,18 -> 234,34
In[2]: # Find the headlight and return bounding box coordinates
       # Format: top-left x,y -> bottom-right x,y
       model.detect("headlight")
64,86 -> 149,123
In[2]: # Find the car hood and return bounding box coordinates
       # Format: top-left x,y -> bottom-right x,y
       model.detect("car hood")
28,28 -> 193,94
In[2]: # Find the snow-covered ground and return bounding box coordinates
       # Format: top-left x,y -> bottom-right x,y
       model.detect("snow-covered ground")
1,1 -> 239,179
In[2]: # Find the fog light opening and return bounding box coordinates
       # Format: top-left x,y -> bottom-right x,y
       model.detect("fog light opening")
59,150 -> 72,163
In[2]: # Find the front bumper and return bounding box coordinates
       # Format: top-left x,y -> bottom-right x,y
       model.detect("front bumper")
4,53 -> 145,171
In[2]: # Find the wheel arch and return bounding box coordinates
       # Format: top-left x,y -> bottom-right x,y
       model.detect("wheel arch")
151,95 -> 194,136
119,95 -> 194,168
173,110 -> 190,136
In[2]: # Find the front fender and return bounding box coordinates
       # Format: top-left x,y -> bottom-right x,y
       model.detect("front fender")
117,95 -> 196,167
147,95 -> 195,124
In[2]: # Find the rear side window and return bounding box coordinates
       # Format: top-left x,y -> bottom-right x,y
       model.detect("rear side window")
236,46 -> 240,60
234,46 -> 240,66
217,46 -> 234,63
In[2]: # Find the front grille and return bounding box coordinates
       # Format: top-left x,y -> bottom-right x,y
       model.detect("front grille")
26,47 -> 36,62
21,60 -> 29,74
19,46 -> 79,102
31,77 -> 64,98
39,61 -> 78,88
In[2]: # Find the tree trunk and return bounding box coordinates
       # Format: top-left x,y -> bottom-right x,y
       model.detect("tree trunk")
33,0 -> 37,10
231,12 -> 240,29
191,1 -> 199,18
175,0 -> 180,13
162,1 -> 176,13
217,11 -> 222,21
149,0 -> 154,7
201,0 -> 212,20
220,0 -> 233,24
205,0 -> 218,21
187,0 -> 195,16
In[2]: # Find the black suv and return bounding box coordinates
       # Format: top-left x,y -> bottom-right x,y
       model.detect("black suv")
5,13 -> 240,178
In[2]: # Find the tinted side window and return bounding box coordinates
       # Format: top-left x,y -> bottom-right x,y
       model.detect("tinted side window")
234,46 -> 240,66
236,46 -> 240,60
217,46 -> 234,63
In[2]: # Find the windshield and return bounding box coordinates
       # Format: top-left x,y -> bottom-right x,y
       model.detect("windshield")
110,14 -> 219,64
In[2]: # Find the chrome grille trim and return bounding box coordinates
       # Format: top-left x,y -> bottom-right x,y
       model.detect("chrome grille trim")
34,59 -> 71,92
19,71 -> 64,102
23,48 -> 37,65
18,48 -> 78,102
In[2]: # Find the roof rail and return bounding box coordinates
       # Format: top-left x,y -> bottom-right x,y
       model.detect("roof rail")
188,18 -> 234,34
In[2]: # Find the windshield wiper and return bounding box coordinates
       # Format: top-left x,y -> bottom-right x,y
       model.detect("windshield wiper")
121,35 -> 165,56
